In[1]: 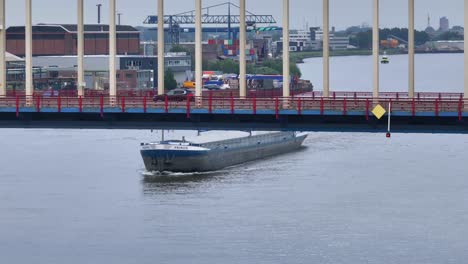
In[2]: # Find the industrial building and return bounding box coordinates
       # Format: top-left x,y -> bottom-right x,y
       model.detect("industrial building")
29,53 -> 191,90
273,27 -> 350,54
6,24 -> 140,56
423,40 -> 464,51
3,53 -> 191,92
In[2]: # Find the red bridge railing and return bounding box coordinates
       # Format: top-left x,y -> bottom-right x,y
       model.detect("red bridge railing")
0,94 -> 466,121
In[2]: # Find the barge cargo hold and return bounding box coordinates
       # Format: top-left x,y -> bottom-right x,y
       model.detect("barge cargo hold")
140,131 -> 307,173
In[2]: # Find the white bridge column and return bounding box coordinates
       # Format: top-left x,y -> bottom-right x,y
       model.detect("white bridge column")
323,0 -> 329,97
372,0 -> 379,99
408,0 -> 415,98
77,0 -> 85,97
465,0 -> 468,100
239,0 -> 246,98
109,0 -> 117,99
157,0 -> 164,95
25,0 -> 33,98
195,0 -> 202,98
0,0 -> 6,97
282,0 -> 290,98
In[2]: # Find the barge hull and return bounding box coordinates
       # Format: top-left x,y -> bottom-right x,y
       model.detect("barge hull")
141,133 -> 307,173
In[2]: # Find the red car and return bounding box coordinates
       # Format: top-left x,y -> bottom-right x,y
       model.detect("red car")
153,89 -> 195,102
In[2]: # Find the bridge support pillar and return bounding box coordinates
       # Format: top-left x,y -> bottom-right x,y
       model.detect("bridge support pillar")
282,0 -> 290,101
408,0 -> 415,98
77,0 -> 85,97
158,0 -> 165,96
195,0 -> 203,100
239,0 -> 246,98
465,0 -> 468,103
25,0 -> 33,99
0,0 -> 5,97
109,0 -> 117,102
372,0 -> 379,100
323,0 -> 329,97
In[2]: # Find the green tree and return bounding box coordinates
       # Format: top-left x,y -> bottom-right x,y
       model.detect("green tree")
203,58 -> 302,77
247,65 -> 280,75
260,59 -> 302,78
164,69 -> 177,90
434,31 -> 463,41
353,30 -> 373,49
204,59 -> 240,74
169,45 -> 189,53
352,28 -> 430,49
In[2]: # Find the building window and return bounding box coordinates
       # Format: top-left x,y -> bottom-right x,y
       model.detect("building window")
125,60 -> 142,68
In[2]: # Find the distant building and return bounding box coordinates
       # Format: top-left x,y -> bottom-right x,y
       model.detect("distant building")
439,17 -> 449,32
6,24 -> 140,57
423,40 -> 463,51
5,52 -> 23,64
274,27 -> 350,53
281,29 -> 320,51
311,28 -> 350,50
31,53 -> 191,89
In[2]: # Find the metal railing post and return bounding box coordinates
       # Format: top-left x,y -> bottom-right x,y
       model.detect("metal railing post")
253,95 -> 257,115
366,99 -> 370,120
230,94 -> 234,114
297,97 -> 302,115
57,95 -> 61,112
99,95 -> 104,118
186,94 -> 192,119
78,96 -> 83,112
209,92 -> 213,114
164,95 -> 169,113
16,95 -> 19,117
275,97 -> 279,119
320,97 -> 324,115
343,98 -> 347,116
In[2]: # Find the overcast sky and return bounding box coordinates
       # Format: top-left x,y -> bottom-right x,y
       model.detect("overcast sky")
4,0 -> 464,30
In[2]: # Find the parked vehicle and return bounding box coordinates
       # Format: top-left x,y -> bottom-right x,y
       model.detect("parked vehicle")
203,83 -> 221,90
153,89 -> 195,102
182,81 -> 196,89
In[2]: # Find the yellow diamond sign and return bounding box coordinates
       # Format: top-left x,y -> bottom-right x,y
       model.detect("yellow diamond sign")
372,104 -> 386,119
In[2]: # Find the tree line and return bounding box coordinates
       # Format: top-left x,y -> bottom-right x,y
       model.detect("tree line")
203,59 -> 302,78
349,27 -> 465,49
349,28 -> 431,49
170,45 -> 302,77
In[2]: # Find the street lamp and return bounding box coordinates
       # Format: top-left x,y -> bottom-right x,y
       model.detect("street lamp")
96,4 -> 102,24
118,13 -> 122,25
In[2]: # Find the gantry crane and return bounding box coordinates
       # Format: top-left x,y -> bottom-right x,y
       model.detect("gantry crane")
143,2 -> 277,44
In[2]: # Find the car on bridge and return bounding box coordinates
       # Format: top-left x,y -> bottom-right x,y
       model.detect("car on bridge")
153,88 -> 195,102
203,83 -> 222,90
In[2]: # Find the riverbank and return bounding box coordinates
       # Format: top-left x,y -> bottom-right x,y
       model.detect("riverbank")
291,49 -> 463,63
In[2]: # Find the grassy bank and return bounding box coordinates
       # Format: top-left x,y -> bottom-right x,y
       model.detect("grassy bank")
290,49 -> 407,63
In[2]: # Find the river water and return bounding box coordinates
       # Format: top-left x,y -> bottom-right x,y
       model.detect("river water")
300,53 -> 464,93
1,54 -> 467,263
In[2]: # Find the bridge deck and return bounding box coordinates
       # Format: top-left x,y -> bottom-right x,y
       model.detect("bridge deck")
0,93 -> 466,133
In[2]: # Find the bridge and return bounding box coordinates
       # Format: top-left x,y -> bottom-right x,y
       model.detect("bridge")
0,0 -> 467,133
0,91 -> 466,133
